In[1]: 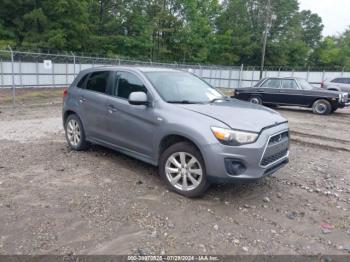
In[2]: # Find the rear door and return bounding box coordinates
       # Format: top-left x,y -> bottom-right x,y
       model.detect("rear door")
104,71 -> 159,158
78,71 -> 112,139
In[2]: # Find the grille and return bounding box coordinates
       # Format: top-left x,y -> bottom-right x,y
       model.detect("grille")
261,131 -> 289,167
261,149 -> 288,166
269,131 -> 289,145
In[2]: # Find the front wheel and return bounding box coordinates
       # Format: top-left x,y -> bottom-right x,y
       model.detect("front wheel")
159,142 -> 210,198
249,96 -> 262,105
312,99 -> 332,115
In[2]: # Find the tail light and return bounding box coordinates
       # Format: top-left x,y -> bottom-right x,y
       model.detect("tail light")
63,88 -> 68,100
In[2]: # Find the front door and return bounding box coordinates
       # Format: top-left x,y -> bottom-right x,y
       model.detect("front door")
104,71 -> 159,158
258,78 -> 282,103
277,79 -> 305,105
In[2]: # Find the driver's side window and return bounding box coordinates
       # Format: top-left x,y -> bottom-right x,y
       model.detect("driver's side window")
111,72 -> 147,99
261,79 -> 281,89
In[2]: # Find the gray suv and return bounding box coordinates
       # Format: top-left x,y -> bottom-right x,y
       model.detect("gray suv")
63,67 -> 289,197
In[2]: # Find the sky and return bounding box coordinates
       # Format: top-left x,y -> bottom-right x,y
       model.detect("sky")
299,0 -> 350,36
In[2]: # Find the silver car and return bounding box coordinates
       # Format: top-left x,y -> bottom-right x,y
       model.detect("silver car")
322,77 -> 350,93
62,67 -> 289,197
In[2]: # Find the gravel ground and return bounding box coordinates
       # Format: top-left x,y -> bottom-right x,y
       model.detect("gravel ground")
0,104 -> 349,255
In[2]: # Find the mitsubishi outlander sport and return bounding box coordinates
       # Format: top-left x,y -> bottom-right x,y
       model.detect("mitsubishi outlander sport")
63,67 -> 290,197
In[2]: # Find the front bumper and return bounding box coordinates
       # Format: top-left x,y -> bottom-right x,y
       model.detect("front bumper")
202,123 -> 289,183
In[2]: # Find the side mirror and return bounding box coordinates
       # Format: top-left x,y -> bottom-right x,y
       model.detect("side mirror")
128,92 -> 148,106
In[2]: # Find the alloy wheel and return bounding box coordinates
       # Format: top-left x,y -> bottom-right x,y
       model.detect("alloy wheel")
66,119 -> 81,147
165,152 -> 203,191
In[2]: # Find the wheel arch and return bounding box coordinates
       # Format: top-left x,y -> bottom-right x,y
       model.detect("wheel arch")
158,134 -> 204,165
63,110 -> 77,125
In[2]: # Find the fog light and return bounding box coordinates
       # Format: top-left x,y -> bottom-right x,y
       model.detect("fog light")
225,159 -> 246,176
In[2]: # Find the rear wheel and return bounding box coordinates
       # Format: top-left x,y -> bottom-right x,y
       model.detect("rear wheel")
159,142 -> 210,198
65,114 -> 90,151
249,96 -> 262,105
312,99 -> 332,115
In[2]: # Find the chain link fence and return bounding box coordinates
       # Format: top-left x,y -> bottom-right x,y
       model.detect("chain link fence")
1,47 -> 350,106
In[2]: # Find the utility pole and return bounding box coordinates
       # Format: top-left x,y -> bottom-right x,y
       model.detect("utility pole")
260,0 -> 274,79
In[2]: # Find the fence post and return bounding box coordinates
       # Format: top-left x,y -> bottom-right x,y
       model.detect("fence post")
0,57 -> 3,88
228,68 -> 233,88
65,60 -> 68,85
277,67 -> 281,78
306,66 -> 310,81
52,61 -> 55,88
209,67 -> 213,86
71,52 -> 76,77
8,46 -> 15,106
251,67 -> 255,87
238,64 -> 244,88
19,60 -> 23,88
198,64 -> 203,77
218,67 -> 222,88
36,61 -> 39,87
341,67 -> 345,76
322,70 -> 325,82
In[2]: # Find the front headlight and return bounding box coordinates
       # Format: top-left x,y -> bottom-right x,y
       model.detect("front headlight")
342,93 -> 348,102
211,126 -> 259,146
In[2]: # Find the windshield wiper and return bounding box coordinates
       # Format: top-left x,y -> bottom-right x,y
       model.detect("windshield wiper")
167,100 -> 203,104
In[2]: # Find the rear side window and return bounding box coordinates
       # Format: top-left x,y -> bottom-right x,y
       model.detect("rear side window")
261,79 -> 281,89
85,71 -> 110,93
331,78 -> 343,83
281,79 -> 298,89
77,74 -> 88,88
113,72 -> 147,99
331,78 -> 350,84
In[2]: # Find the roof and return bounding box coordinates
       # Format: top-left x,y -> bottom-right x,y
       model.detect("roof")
78,66 -> 181,74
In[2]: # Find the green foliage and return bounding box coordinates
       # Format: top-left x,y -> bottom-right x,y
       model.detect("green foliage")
0,0 -> 348,68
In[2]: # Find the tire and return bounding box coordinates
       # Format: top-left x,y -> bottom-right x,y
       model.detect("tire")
65,114 -> 90,151
312,99 -> 332,115
159,142 -> 210,198
249,96 -> 262,105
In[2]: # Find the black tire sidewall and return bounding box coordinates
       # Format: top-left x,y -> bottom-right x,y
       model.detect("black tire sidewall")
159,142 -> 210,198
313,99 -> 331,115
249,96 -> 262,105
65,114 -> 89,151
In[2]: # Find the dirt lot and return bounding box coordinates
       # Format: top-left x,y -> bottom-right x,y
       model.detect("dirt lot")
0,88 -> 64,106
0,103 -> 349,255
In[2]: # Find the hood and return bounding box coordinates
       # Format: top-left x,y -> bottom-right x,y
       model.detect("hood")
311,87 -> 343,96
179,99 -> 287,133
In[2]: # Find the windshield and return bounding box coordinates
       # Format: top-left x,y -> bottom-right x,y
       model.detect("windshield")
145,71 -> 225,103
298,79 -> 314,90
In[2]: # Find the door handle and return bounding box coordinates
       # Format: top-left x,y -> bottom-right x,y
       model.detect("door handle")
107,105 -> 118,113
79,97 -> 86,103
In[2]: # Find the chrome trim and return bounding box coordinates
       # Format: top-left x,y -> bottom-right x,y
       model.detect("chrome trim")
259,129 -> 289,169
